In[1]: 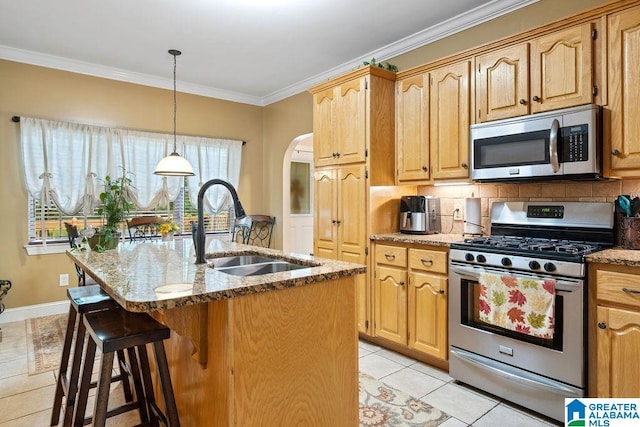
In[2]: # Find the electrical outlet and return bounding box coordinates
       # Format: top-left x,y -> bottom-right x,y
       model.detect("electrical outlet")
59,273 -> 69,287
453,201 -> 464,221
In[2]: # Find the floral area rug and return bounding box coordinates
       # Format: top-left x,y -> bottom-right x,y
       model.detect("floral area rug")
359,372 -> 450,426
26,313 -> 68,375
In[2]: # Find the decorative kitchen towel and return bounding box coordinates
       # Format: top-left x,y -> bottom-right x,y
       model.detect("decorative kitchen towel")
478,272 -> 556,339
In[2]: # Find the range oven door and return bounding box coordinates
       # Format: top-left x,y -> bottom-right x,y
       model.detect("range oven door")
448,261 -> 585,421
448,262 -> 585,389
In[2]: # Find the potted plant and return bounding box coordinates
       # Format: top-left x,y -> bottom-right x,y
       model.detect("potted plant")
87,172 -> 135,251
159,220 -> 179,241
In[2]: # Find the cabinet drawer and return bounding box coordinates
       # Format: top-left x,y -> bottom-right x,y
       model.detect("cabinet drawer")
375,245 -> 408,267
597,270 -> 640,309
409,249 -> 447,274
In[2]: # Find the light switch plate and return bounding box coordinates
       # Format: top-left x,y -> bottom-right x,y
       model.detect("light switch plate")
59,273 -> 69,287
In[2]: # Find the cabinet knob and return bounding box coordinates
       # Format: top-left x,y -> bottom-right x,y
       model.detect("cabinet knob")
422,165 -> 428,172
335,220 -> 341,225
332,152 -> 338,158
461,162 -> 468,169
598,322 -> 607,329
384,254 -> 396,261
399,281 -> 405,286
532,95 -> 541,102
421,258 -> 433,266
438,289 -> 445,294
622,287 -> 640,294
611,149 -> 620,156
519,99 -> 526,105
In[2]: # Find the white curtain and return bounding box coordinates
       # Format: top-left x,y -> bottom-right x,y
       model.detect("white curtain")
183,137 -> 243,214
20,117 -> 242,233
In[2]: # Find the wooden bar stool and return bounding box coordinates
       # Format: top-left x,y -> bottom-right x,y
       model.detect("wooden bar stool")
51,285 -> 133,426
73,307 -> 180,427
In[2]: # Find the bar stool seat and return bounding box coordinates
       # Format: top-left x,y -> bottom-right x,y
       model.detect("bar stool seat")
51,285 -> 133,426
73,307 -> 180,427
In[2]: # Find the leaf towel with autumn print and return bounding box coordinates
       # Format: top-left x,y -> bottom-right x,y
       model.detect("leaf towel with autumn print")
477,272 -> 555,339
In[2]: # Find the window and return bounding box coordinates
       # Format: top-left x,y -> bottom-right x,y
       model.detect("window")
21,117 -> 242,245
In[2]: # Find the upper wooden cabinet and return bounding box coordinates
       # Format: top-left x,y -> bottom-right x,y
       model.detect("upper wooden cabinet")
476,43 -> 530,122
310,66 -> 396,179
430,60 -> 471,180
396,73 -> 430,183
607,5 -> 640,177
475,23 -> 595,122
530,23 -> 594,113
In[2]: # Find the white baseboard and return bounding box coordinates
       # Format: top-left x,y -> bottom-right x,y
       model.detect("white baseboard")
0,300 -> 69,324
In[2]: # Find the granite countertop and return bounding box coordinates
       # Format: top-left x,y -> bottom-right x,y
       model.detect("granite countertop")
67,239 -> 366,312
586,248 -> 640,267
370,233 -> 466,247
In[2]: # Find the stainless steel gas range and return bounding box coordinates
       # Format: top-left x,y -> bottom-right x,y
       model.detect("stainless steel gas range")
448,201 -> 614,422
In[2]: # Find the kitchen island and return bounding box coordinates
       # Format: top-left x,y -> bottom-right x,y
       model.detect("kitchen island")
67,238 -> 365,426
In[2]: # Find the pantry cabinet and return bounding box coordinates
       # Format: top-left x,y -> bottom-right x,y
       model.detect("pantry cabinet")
309,66 -> 397,335
373,242 -> 448,363
475,23 -> 595,122
606,5 -> 640,177
589,263 -> 640,397
429,60 -> 471,180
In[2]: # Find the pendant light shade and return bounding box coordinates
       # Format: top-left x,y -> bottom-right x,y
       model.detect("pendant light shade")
154,49 -> 195,177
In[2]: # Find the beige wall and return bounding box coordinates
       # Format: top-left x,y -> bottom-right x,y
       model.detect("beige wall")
0,60 -> 264,308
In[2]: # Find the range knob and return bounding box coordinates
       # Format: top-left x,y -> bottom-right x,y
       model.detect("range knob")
501,257 -> 512,267
465,253 -> 475,262
544,262 -> 557,272
477,254 -> 487,263
529,260 -> 541,270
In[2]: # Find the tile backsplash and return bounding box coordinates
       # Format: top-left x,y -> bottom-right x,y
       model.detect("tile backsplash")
419,179 -> 640,235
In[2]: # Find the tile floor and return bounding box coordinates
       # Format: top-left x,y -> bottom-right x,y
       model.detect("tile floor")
0,317 -> 561,426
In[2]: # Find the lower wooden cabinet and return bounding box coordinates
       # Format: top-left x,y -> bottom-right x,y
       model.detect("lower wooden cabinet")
589,263 -> 640,397
372,242 -> 448,364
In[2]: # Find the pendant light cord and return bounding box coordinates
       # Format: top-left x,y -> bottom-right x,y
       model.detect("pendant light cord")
172,51 -> 177,153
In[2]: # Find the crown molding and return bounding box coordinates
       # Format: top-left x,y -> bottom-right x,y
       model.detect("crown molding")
1,0 -> 536,107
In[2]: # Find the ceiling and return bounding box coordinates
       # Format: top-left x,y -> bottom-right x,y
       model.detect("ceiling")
0,0 -> 537,106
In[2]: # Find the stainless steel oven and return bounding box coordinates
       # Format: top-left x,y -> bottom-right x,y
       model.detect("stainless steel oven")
448,201 -> 614,422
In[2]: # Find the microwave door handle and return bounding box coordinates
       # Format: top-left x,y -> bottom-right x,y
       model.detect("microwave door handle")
549,119 -> 560,173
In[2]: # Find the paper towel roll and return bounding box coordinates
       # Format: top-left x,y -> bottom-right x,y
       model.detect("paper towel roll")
464,197 -> 482,235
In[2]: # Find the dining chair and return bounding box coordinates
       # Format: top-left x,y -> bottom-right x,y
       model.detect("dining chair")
63,222 -> 97,286
126,216 -> 165,241
232,215 -> 275,248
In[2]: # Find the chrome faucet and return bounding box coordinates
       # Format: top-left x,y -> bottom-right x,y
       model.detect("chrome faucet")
194,179 -> 246,264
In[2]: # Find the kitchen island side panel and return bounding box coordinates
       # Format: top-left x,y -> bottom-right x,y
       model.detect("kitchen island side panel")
155,276 -> 359,426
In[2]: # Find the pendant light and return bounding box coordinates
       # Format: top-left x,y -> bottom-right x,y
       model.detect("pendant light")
154,49 -> 195,176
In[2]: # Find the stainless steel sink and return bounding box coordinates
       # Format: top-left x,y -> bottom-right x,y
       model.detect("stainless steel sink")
207,254 -> 315,276
207,255 -> 280,268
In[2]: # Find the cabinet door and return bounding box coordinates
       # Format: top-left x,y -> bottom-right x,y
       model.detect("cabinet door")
397,74 -> 430,183
313,168 -> 337,260
337,164 -> 367,266
409,272 -> 448,359
608,6 -> 640,175
530,23 -> 594,113
313,88 -> 337,167
476,43 -> 530,122
430,60 -> 471,180
374,265 -> 407,345
336,77 -> 366,165
596,305 -> 640,397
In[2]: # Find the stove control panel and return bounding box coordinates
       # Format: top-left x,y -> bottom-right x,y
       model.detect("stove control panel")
449,249 -> 585,279
527,205 -> 564,219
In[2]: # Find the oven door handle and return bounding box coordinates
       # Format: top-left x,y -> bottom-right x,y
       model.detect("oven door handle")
450,264 -> 582,291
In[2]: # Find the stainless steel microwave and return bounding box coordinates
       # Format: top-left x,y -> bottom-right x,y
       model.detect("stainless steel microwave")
470,104 -> 603,182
